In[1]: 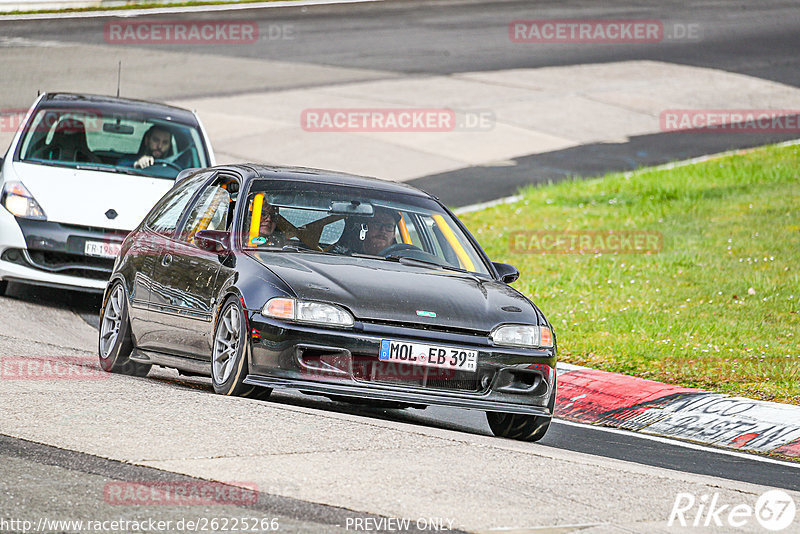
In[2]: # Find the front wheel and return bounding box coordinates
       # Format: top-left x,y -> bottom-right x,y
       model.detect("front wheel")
486,378 -> 556,442
486,412 -> 551,442
211,296 -> 271,400
98,282 -> 151,377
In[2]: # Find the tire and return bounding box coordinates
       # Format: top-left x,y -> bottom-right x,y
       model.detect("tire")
486,377 -> 557,442
211,296 -> 271,401
98,282 -> 151,377
0,279 -> 7,297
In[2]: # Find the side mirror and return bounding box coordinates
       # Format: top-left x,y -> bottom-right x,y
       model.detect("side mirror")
195,230 -> 231,254
493,262 -> 519,284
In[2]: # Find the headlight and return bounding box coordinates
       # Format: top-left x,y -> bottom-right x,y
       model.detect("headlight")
1,181 -> 46,219
262,297 -> 354,328
490,324 -> 554,348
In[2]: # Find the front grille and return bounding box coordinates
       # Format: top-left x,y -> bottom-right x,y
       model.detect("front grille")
351,355 -> 483,392
60,223 -> 129,240
2,248 -> 112,281
362,319 -> 488,338
28,250 -> 113,272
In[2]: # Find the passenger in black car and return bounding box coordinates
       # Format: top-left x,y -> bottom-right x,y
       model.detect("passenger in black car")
257,203 -> 285,247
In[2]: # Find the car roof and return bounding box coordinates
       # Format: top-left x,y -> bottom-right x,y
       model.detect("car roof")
39,93 -> 200,126
225,164 -> 434,199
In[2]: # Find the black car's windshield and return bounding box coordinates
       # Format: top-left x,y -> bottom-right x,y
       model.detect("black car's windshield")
242,179 -> 490,275
17,107 -> 208,179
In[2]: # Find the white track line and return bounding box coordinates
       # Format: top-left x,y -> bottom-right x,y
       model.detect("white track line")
486,523 -> 602,532
0,0 -> 380,20
553,418 -> 800,469
452,195 -> 522,216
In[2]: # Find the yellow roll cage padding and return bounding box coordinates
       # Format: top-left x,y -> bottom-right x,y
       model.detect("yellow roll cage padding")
185,183 -> 229,244
398,214 -> 411,244
248,193 -> 264,245
193,188 -> 226,233
432,214 -> 475,272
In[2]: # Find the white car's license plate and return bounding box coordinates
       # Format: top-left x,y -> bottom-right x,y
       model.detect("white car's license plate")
84,240 -> 121,259
379,340 -> 477,372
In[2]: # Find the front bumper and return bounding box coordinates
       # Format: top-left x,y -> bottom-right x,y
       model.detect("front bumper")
0,215 -> 127,292
246,313 -> 557,416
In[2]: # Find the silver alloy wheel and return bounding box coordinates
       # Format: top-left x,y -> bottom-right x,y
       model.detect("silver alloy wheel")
99,284 -> 124,358
213,304 -> 241,384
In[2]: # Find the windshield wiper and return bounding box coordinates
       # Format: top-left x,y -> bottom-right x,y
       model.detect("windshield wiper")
74,164 -> 139,175
250,245 -> 333,255
384,254 -> 449,270
352,252 -> 453,270
23,159 -> 67,168
376,253 -> 465,273
281,245 -> 313,253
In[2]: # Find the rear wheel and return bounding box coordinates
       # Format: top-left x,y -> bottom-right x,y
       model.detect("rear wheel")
0,280 -> 7,296
98,282 -> 151,377
486,378 -> 556,442
211,296 -> 271,400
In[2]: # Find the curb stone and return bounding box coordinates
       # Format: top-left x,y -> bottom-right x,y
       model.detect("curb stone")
555,362 -> 800,458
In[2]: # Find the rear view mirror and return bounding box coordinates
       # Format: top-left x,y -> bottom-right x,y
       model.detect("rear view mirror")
103,122 -> 135,134
195,230 -> 231,254
329,200 -> 374,216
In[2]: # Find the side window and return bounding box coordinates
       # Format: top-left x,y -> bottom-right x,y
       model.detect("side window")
179,177 -> 236,245
418,215 -> 459,267
397,212 -> 422,248
145,173 -> 209,236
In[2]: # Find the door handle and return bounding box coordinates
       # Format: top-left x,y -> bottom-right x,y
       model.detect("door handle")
161,253 -> 173,267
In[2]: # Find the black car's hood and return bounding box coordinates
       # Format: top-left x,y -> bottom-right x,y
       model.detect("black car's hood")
249,252 -> 540,332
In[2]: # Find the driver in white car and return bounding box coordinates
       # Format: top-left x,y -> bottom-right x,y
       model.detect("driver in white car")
121,125 -> 173,169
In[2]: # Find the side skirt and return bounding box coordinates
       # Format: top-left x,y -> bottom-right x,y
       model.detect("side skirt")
131,348 -> 211,376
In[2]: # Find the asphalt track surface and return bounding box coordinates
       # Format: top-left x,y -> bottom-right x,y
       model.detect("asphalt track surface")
2,0 -> 799,85
2,277 -> 799,530
2,0 -> 800,530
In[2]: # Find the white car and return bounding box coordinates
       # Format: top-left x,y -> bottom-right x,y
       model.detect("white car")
0,93 -> 215,295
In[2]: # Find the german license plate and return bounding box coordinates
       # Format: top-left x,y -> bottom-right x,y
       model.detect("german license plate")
84,240 -> 121,259
379,340 -> 477,372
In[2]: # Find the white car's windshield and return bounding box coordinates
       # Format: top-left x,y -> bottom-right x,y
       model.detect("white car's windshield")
242,180 -> 490,276
17,108 -> 208,179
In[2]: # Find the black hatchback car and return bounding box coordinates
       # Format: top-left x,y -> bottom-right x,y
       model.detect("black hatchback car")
99,165 -> 557,441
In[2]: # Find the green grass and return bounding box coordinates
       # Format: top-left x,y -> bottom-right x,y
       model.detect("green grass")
459,143 -> 800,404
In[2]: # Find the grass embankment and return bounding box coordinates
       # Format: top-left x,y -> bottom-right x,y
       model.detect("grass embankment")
460,144 -> 800,404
